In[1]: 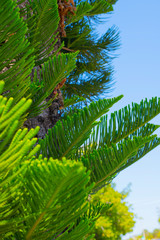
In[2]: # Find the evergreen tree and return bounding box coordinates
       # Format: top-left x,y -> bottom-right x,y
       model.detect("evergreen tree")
61,1 -> 120,100
1,0 -> 160,239
15,0 -> 120,137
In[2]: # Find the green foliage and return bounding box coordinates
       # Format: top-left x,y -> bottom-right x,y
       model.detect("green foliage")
90,184 -> 135,240
65,0 -> 114,25
63,23 -> 119,100
39,96 -> 160,188
129,228 -> 160,240
128,218 -> 160,239
92,98 -> 160,148
0,81 -> 39,156
30,52 -> 78,116
24,0 -> 61,65
39,95 -> 123,159
1,0 -> 160,239
17,158 -> 94,240
0,81 -> 97,240
63,95 -> 86,109
0,0 -> 35,102
0,0 -> 78,115
62,0 -> 120,100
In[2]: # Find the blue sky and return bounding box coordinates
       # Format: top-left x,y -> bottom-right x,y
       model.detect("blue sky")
98,0 -> 160,238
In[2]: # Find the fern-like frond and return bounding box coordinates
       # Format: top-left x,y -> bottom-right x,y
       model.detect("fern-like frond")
64,24 -> 119,58
66,2 -> 92,25
56,218 -> 95,240
39,95 -> 160,190
29,52 -> 78,116
0,81 -> 95,240
80,135 -> 156,187
85,0 -> 113,16
126,123 -> 160,138
63,24 -> 119,99
66,0 -> 113,25
24,0 -> 61,65
39,96 -> 123,159
76,98 -> 160,187
117,137 -> 160,173
0,81 -> 40,155
63,95 -> 86,109
0,0 -> 35,102
4,158 -> 93,240
65,70 -> 113,100
93,97 -> 160,148
0,85 -> 41,238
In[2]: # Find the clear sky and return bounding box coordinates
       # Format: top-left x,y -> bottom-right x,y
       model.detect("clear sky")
98,0 -> 160,239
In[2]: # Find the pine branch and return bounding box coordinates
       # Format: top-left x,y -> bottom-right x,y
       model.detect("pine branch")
39,96 -> 123,159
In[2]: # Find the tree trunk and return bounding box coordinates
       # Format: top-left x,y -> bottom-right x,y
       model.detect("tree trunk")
24,90 -> 64,138
20,0 -> 75,138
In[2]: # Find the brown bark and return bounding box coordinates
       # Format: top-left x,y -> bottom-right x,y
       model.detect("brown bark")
24,90 -> 64,138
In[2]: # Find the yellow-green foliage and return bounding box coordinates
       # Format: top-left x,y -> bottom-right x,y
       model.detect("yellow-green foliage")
91,184 -> 135,240
129,228 -> 160,240
0,81 -> 95,240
